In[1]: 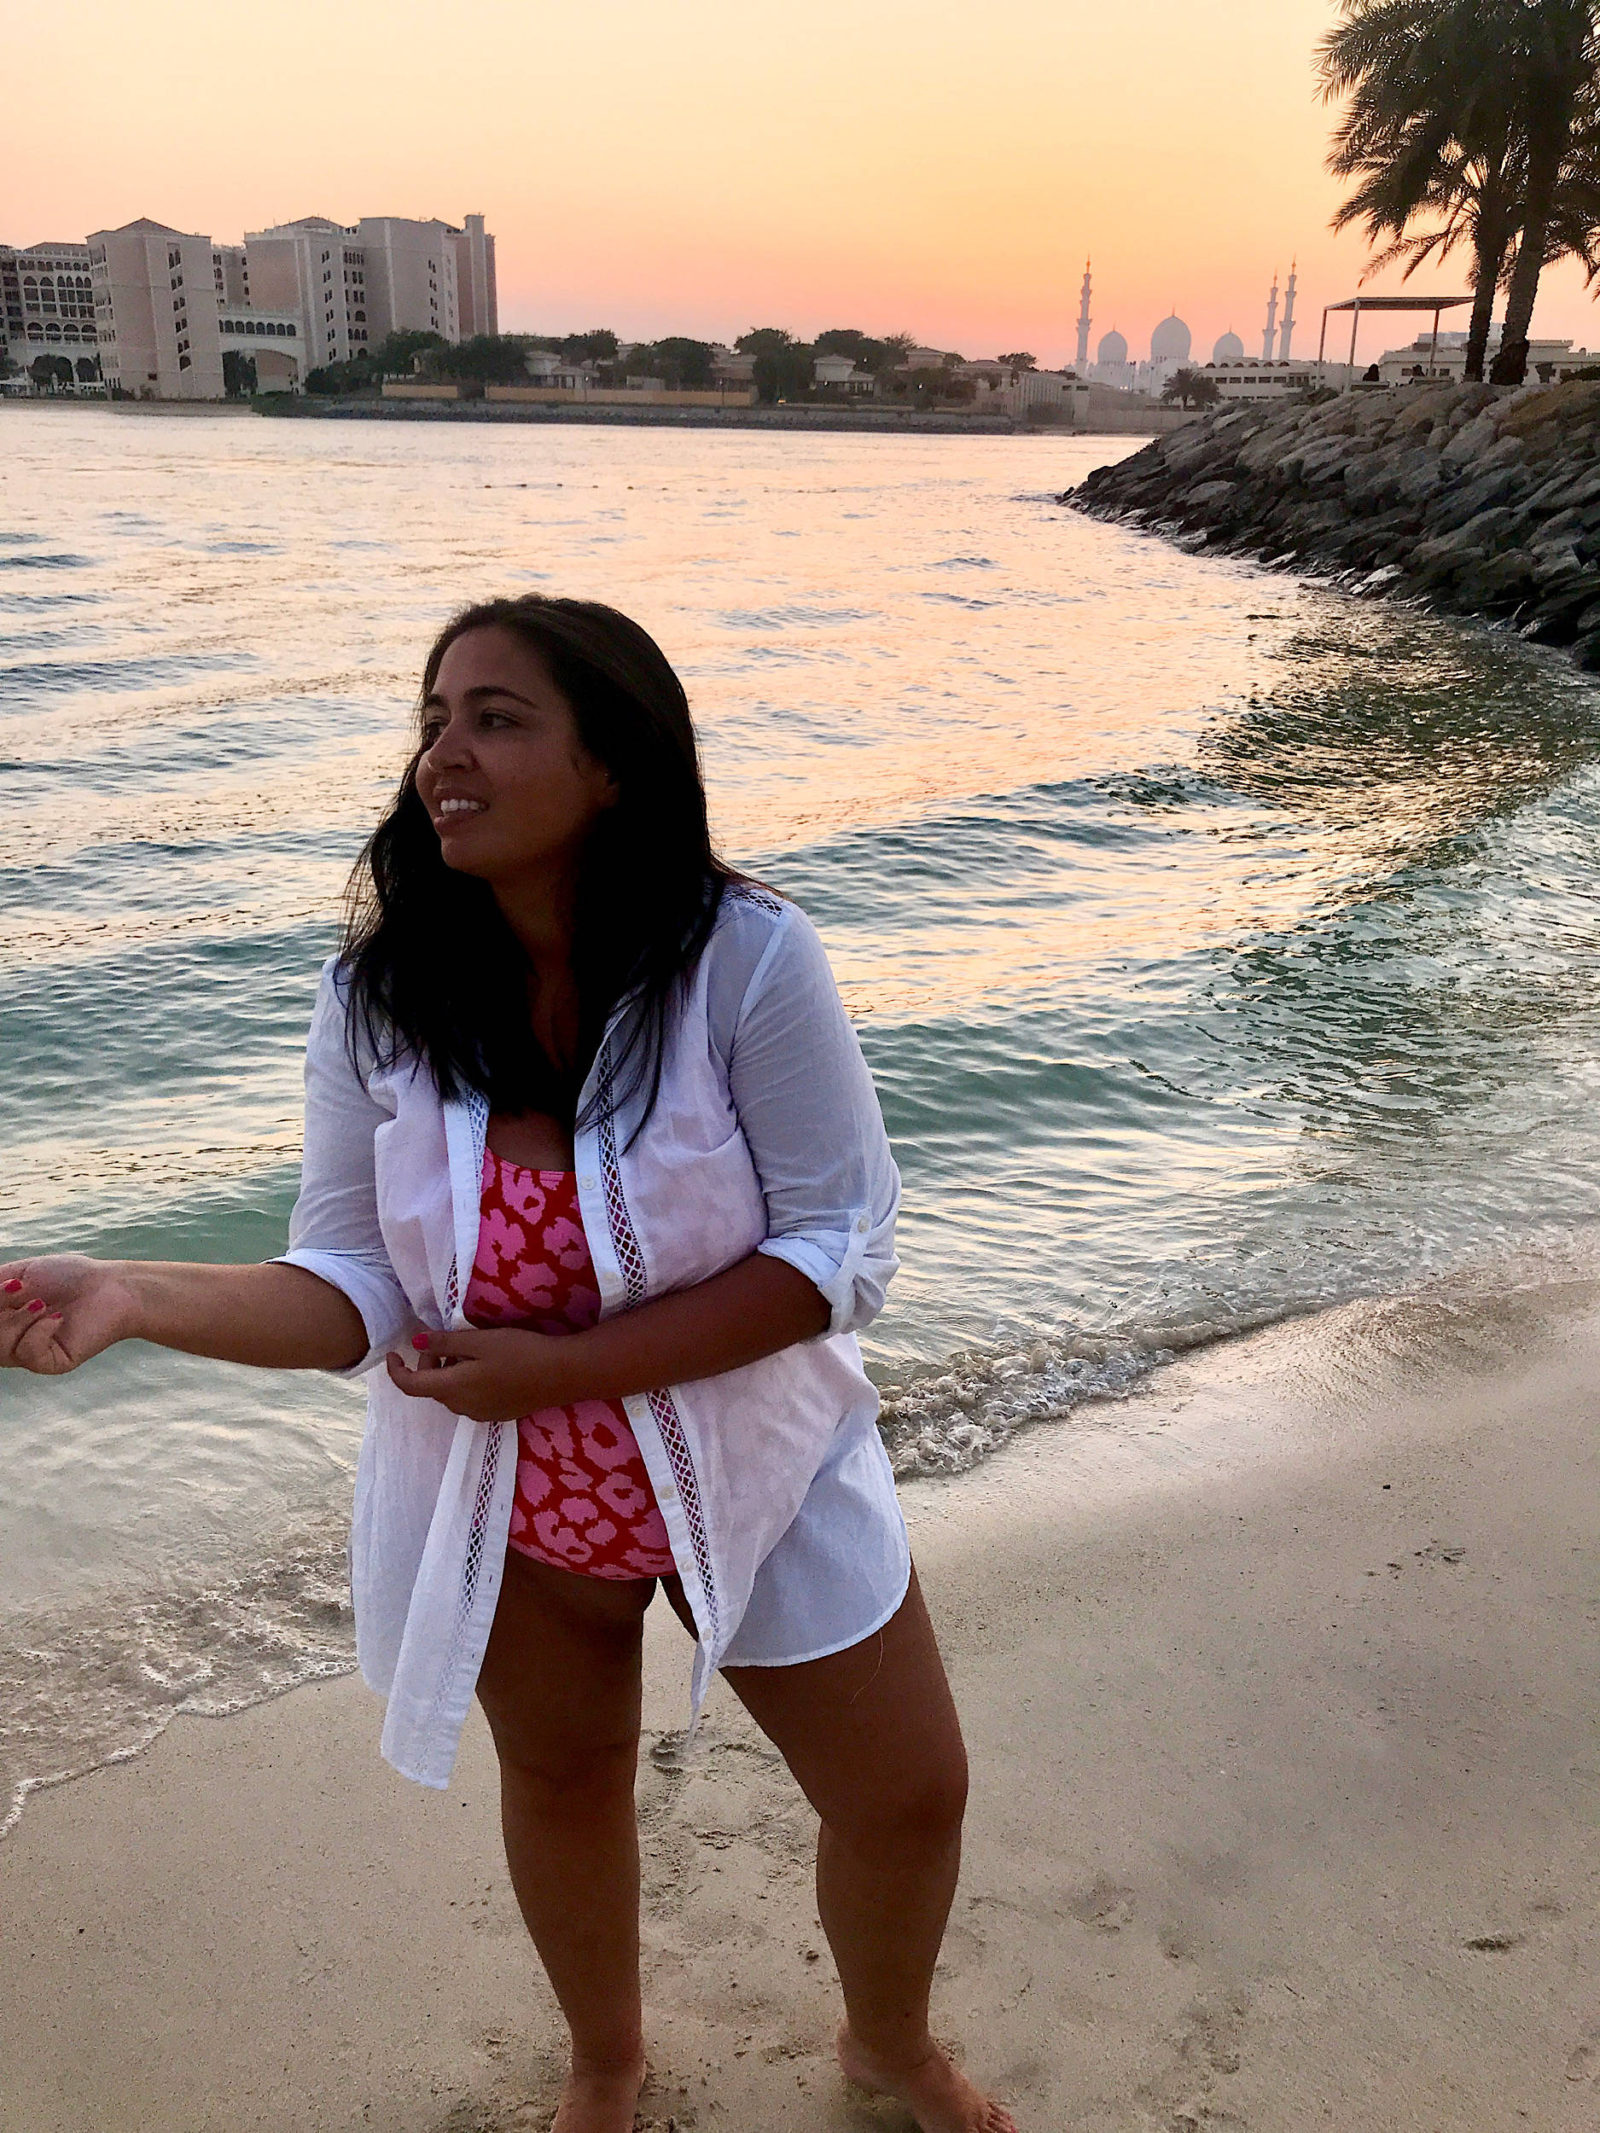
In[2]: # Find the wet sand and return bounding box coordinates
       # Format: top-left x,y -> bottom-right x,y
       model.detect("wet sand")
3,1280 -> 1597,2132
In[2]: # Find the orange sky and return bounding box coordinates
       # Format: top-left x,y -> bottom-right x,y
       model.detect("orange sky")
10,0 -> 1600,364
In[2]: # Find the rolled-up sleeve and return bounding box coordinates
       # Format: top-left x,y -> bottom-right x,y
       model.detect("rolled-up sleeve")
273,960 -> 413,1375
731,907 -> 900,1338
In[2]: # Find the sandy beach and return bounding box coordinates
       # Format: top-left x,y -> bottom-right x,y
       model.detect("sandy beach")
3,1276 -> 1597,2133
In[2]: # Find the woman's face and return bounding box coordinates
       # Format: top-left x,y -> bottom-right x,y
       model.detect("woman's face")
414,625 -> 618,885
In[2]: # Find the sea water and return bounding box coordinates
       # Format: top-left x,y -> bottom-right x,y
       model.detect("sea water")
6,404 -> 1600,1829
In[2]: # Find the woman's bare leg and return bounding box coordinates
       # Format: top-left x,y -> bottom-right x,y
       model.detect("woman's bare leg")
720,1569 -> 1017,2133
476,1548 -> 657,2133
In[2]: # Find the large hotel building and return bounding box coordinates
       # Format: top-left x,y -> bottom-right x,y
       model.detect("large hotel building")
2,211 -> 495,399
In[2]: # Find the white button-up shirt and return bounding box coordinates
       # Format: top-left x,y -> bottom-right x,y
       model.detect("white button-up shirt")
278,887 -> 906,1788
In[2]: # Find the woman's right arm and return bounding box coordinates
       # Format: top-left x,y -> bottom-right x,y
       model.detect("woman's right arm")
2,960 -> 410,1383
0,1255 -> 367,1376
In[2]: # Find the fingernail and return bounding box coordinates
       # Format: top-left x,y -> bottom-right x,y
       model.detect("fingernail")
411,1333 -> 430,1351
3,1280 -> 22,1293
26,1299 -> 45,1313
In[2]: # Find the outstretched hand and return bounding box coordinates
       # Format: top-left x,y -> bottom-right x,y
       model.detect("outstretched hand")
0,1255 -> 142,1375
384,1325 -> 582,1422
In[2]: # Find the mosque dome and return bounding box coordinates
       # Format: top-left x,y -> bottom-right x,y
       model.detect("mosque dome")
1212,329 -> 1245,363
1151,313 -> 1192,363
1097,327 -> 1128,365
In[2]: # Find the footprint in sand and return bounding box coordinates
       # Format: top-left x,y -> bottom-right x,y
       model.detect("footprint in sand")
1067,1874 -> 1137,1934
1565,2023 -> 1600,2085
1414,1542 -> 1466,1566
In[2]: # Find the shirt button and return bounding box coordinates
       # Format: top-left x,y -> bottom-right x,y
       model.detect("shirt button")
578,1173 -> 597,1190
854,1216 -> 869,1233
659,1484 -> 677,1504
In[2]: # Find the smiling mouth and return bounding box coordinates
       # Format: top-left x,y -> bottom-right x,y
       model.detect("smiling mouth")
435,798 -> 488,819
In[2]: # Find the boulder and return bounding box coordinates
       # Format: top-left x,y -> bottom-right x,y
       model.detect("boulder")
1425,464 -> 1522,531
1183,479 -> 1240,511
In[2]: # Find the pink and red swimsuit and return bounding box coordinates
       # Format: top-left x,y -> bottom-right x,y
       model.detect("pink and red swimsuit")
462,1147 -> 676,1582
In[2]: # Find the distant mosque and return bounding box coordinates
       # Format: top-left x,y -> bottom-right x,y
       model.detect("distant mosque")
1073,260 -> 1298,392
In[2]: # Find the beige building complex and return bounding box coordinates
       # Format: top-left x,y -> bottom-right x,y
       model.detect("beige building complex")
1,242 -> 99,376
243,212 -> 495,370
21,208 -> 497,401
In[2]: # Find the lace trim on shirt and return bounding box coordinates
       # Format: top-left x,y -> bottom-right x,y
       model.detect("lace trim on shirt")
427,1083 -> 498,1753
725,880 -> 783,916
441,1085 -> 490,1323
596,1036 -> 721,1641
410,1409 -> 505,1773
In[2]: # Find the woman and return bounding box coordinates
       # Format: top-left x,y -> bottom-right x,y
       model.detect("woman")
1,597 -> 1016,2133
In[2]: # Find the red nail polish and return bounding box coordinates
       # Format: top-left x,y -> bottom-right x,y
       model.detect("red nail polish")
26,1299 -> 45,1312
412,1333 -> 430,1351
3,1280 -> 22,1293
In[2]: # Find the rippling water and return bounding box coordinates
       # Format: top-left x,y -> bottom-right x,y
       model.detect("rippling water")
6,402 -> 1600,1828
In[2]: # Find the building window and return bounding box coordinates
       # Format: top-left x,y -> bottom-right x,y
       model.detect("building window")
178,354 -> 191,370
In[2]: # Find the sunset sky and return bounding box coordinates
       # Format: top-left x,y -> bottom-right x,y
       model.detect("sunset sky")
11,0 -> 1600,366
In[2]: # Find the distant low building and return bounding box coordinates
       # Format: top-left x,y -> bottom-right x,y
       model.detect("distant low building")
812,351 -> 873,394
1202,358 -> 1321,403
523,350 -> 598,390
957,359 -> 1081,416
710,345 -> 756,387
1003,366 -> 1080,415
1374,327 -> 1589,385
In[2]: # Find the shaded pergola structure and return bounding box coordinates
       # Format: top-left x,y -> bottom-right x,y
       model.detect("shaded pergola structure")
1317,294 -> 1475,383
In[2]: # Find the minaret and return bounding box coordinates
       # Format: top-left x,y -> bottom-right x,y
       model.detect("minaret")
1262,271 -> 1279,359
1278,261 -> 1298,360
1075,258 -> 1092,371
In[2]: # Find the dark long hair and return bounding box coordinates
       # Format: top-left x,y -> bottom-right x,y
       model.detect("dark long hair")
341,595 -> 743,1131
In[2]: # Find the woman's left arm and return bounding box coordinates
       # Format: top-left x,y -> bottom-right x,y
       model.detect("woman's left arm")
387,904 -> 898,1421
387,1253 -> 829,1416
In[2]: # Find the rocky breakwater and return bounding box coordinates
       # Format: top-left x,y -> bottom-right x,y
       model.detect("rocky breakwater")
1066,380 -> 1600,669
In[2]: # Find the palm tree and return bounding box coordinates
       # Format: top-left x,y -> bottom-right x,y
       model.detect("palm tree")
1344,141 -> 1523,382
1321,0 -> 1600,386
1161,368 -> 1220,409
1319,0 -> 1523,382
1493,0 -> 1600,380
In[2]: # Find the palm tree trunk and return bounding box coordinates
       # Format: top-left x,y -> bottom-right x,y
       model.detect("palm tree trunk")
1464,175 -> 1512,382
1501,175 -> 1561,383
1493,145 -> 1560,383
1494,2 -> 1589,389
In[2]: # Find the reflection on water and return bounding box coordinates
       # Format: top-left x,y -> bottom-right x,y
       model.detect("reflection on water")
1202,612 -> 1600,851
6,405 -> 1600,1816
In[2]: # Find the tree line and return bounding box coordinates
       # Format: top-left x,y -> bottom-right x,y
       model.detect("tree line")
300,326 -> 1004,404
1321,0 -> 1600,384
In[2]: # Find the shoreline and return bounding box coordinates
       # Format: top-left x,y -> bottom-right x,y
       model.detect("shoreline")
3,1278 -> 1596,2130
0,396 -> 1176,437
1067,378 -> 1600,670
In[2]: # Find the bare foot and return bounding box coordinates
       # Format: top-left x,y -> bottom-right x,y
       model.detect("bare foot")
837,2025 -> 1018,2133
551,2049 -> 648,2133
